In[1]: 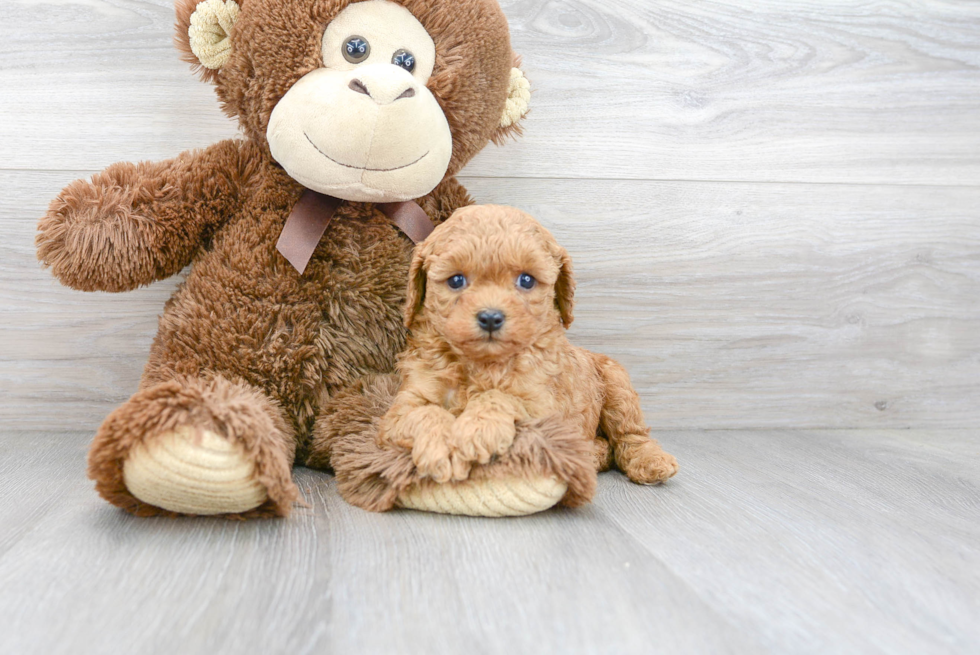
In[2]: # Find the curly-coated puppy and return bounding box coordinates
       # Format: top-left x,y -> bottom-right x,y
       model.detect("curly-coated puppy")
377,205 -> 679,486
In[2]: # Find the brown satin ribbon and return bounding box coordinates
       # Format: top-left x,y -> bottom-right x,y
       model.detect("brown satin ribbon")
275,191 -> 341,274
276,189 -> 435,275
378,200 -> 436,245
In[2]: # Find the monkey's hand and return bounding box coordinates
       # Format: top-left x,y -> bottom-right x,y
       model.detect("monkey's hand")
36,140 -> 247,292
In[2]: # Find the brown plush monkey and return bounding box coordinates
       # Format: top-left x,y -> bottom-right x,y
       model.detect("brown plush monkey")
36,0 -> 534,517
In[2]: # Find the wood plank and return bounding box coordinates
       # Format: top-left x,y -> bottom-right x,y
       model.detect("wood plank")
3,171 -> 978,431
0,429 -> 976,654
0,431 -> 763,655
2,0 -> 979,184
598,428 -> 980,655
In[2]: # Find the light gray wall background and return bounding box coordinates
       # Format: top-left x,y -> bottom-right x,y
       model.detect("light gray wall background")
2,0 -> 979,432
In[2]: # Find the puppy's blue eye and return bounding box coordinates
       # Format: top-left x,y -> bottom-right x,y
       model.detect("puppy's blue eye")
447,274 -> 467,290
517,273 -> 536,290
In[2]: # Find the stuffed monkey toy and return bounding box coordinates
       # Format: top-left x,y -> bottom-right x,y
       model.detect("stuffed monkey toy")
36,0 -> 547,518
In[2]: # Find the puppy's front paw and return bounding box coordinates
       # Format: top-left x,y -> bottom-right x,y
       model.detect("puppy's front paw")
412,431 -> 454,483
449,413 -> 517,468
379,405 -> 454,451
376,416 -> 403,449
619,440 -> 679,484
448,450 -> 474,482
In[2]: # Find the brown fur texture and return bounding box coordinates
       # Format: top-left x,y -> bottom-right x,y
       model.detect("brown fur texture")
377,205 -> 678,490
309,374 -> 597,511
37,0 -> 526,517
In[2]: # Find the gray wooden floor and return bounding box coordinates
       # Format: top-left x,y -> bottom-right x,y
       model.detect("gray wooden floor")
1,429 -> 978,654
2,0 -> 980,653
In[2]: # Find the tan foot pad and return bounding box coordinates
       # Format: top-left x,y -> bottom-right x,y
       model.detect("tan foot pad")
122,427 -> 268,515
396,475 -> 567,517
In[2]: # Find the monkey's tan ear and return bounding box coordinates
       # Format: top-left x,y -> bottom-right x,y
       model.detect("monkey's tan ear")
554,246 -> 575,328
500,67 -> 531,128
403,242 -> 430,330
492,59 -> 530,144
176,0 -> 240,82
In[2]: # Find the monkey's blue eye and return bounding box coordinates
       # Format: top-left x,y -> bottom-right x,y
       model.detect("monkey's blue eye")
343,36 -> 370,63
517,273 -> 536,290
392,49 -> 415,73
447,274 -> 467,290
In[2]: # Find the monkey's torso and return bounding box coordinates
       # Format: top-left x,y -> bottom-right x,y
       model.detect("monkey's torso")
141,149 -> 472,458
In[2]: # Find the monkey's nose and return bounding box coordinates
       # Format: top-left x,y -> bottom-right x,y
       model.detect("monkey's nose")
476,309 -> 506,333
348,78 -> 416,104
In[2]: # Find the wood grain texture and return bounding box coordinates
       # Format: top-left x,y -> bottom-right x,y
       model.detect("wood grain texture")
1,429 -> 977,655
1,0 -> 980,183
4,171 -> 978,430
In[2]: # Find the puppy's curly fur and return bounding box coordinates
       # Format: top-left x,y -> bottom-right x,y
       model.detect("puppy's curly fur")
377,205 -> 679,486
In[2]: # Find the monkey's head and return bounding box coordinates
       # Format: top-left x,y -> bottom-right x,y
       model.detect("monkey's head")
176,0 -> 529,202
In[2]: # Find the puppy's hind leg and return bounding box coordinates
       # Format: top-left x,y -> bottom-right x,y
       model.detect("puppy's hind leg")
593,435 -> 614,472
595,355 -> 678,484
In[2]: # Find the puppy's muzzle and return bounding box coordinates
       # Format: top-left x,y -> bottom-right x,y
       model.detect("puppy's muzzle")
476,309 -> 505,334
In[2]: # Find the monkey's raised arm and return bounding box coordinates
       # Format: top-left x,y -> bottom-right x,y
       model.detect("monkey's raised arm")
36,139 -> 253,292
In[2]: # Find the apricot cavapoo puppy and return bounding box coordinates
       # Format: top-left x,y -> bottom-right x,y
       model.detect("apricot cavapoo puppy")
378,205 -> 679,488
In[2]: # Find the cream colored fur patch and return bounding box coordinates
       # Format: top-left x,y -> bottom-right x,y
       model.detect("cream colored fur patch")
266,0 -> 452,202
500,67 -> 531,128
188,0 -> 240,70
123,426 -> 267,515
396,475 -> 567,517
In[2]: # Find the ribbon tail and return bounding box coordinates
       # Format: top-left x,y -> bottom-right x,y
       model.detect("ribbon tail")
276,190 -> 342,274
379,201 -> 435,244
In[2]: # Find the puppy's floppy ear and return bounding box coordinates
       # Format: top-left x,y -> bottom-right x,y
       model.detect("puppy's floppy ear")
554,246 -> 575,328
404,241 -> 430,330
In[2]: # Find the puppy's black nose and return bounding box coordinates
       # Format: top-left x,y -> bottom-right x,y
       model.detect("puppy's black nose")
477,309 -> 505,333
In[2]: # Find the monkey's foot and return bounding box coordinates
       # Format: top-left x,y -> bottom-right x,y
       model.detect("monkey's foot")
89,375 -> 299,517
397,475 -> 567,517
123,426 -> 268,515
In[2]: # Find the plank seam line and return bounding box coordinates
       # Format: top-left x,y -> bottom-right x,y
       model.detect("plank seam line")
5,169 -> 980,190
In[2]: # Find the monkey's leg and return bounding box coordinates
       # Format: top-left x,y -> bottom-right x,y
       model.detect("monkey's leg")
88,373 -> 299,517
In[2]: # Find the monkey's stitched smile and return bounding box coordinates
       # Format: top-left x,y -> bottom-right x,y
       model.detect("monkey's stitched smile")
304,133 -> 429,172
